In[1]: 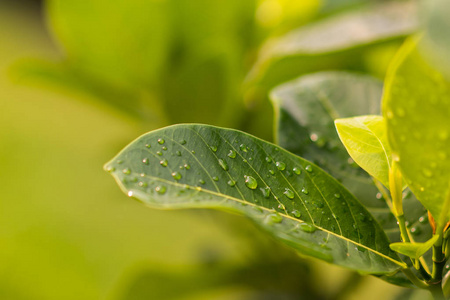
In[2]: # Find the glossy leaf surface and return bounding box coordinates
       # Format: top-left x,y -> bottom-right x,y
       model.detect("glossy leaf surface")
105,124 -> 405,274
335,115 -> 391,189
383,39 -> 450,226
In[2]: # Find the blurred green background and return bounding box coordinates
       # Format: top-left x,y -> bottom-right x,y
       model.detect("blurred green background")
0,0 -> 427,299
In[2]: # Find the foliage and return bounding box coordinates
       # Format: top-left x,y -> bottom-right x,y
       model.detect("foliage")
12,0 -> 450,299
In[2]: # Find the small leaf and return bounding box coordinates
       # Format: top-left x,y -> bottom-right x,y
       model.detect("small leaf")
335,115 -> 391,189
105,124 -> 406,274
390,235 -> 439,260
382,38 -> 450,227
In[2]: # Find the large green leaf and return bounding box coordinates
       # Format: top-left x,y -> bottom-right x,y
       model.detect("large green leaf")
270,72 -> 431,248
246,1 -> 418,90
335,115 -> 391,189
105,124 -> 405,274
382,39 -> 450,227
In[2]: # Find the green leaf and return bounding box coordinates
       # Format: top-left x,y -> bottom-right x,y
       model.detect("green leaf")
247,1 -> 418,90
105,124 -> 406,274
382,39 -> 450,227
335,115 -> 391,189
390,235 -> 439,260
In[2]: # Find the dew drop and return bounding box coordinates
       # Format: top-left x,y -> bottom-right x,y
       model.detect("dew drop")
213,176 -> 219,181
376,192 -> 382,199
180,139 -> 187,145
278,203 -> 286,210
265,156 -> 272,163
410,227 -> 421,235
184,164 -> 191,170
276,162 -> 286,171
106,166 -> 115,172
284,188 -> 295,199
155,186 -> 166,194
123,168 -> 131,175
261,187 -> 271,198
299,223 -> 316,233
305,165 -> 313,173
138,182 -> 147,187
392,152 -> 400,162
293,167 -> 301,175
310,133 -> 318,142
157,138 -> 165,145
314,201 -> 324,208
145,144 -> 151,149
171,172 -> 182,180
156,151 -> 163,156
199,179 -> 205,185
228,150 -> 236,158
218,159 -> 229,171
301,187 -> 309,195
128,191 -> 133,197
292,210 -> 301,218
240,144 -> 248,152
191,150 -> 196,154
117,160 -> 123,164
419,216 -> 427,223
269,169 -> 275,175
266,213 -> 283,224
210,145 -> 218,152
176,151 -> 182,156
227,180 -> 236,187
142,158 -> 150,165
162,146 -> 167,151
334,193 -> 341,199
244,175 -> 258,189
160,159 -> 168,167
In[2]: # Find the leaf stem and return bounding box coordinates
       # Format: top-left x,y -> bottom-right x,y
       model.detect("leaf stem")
401,268 -> 429,289
397,214 -> 410,243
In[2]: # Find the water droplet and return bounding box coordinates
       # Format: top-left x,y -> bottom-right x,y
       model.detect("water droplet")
138,181 -> 147,187
128,191 -> 133,197
392,152 -> 400,162
249,157 -> 253,161
266,213 -> 283,224
180,139 -> 187,145
171,172 -> 182,180
314,201 -> 324,208
218,159 -> 229,171
199,179 -> 205,185
242,159 -> 248,163
210,145 -> 217,152
301,187 -> 309,195
123,168 -> 131,175
156,151 -> 163,156
160,159 -> 168,167
176,151 -> 182,156
184,164 -> 190,170
278,203 -> 285,210
228,150 -> 236,158
155,186 -> 166,194
274,147 -> 279,151
292,210 -> 301,218
106,166 -> 115,172
240,144 -> 248,152
227,180 -> 236,187
157,138 -> 165,145
145,144 -> 151,148
269,169 -> 275,175
284,188 -> 294,199
261,187 -> 271,198
244,175 -> 258,189
334,193 -> 341,199
299,223 -> 316,233
162,146 -> 167,151
310,133 -> 318,142
213,176 -> 219,181
265,156 -> 272,163
276,162 -> 286,171
376,193 -> 382,199
419,216 -> 427,223
191,150 -> 196,154
293,167 -> 301,175
422,168 -> 433,178
117,160 -> 123,164
305,165 -> 313,173
410,227 -> 421,235
195,186 -> 202,191
142,158 -> 150,165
